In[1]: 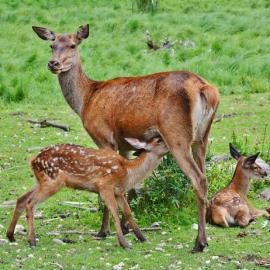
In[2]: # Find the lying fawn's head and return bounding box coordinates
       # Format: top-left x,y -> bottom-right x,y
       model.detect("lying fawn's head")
32,24 -> 89,74
125,137 -> 168,158
229,143 -> 268,179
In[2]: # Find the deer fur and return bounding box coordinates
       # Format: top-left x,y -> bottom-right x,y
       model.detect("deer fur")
207,144 -> 269,228
6,138 -> 168,249
31,24 -> 220,251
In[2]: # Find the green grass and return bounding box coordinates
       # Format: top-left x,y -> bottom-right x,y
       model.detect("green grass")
0,93 -> 269,269
1,0 -> 270,269
1,0 -> 270,103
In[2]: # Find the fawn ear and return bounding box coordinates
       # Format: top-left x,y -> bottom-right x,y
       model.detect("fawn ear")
243,152 -> 260,167
76,24 -> 89,40
32,26 -> 55,41
125,138 -> 147,149
229,143 -> 241,160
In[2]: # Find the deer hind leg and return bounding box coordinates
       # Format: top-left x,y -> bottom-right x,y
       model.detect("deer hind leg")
117,194 -> 146,242
235,208 -> 251,228
6,188 -> 36,242
25,173 -> 64,246
100,189 -> 130,249
211,206 -> 229,228
160,129 -> 208,252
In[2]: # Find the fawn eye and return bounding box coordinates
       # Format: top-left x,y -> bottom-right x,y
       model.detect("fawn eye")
70,44 -> 76,49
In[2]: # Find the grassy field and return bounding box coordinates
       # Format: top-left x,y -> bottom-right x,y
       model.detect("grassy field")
1,0 -> 270,269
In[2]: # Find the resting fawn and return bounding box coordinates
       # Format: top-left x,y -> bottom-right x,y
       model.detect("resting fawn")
207,144 -> 269,227
6,138 -> 168,249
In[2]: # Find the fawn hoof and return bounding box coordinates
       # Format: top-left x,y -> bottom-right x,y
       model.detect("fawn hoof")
6,232 -> 15,242
192,240 -> 208,253
96,230 -> 110,238
138,235 -> 146,242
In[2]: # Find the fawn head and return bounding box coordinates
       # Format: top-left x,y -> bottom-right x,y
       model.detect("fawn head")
229,143 -> 268,179
125,137 -> 168,158
32,24 -> 89,74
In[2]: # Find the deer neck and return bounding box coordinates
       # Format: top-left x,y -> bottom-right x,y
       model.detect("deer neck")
229,167 -> 250,196
58,54 -> 92,117
125,152 -> 162,191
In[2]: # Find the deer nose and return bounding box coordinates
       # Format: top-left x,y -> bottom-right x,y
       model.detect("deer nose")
48,60 -> 60,69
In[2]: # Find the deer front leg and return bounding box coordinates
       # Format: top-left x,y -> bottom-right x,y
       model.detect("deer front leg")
100,189 -> 130,249
248,203 -> 270,220
117,194 -> 146,242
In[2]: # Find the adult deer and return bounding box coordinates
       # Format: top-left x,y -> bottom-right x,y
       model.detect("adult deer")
32,24 -> 219,251
207,144 -> 269,227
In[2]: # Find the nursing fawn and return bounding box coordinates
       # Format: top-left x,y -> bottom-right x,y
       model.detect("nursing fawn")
6,138 -> 168,249
207,144 -> 269,227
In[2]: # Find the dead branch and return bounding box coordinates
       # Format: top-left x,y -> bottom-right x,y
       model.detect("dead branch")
59,201 -> 98,212
27,119 -> 70,132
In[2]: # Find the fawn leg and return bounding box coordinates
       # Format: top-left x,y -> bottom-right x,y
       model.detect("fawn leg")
100,189 -> 130,249
6,188 -> 36,242
117,194 -> 146,242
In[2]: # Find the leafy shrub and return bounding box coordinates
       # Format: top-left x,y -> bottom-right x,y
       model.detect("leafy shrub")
133,154 -> 194,222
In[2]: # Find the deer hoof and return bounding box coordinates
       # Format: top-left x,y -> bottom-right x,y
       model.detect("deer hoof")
28,240 -> 37,247
6,232 -> 15,242
96,230 -> 110,238
192,240 -> 208,253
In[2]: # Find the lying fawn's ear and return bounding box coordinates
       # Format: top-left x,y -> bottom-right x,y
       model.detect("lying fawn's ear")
229,143 -> 241,160
76,24 -> 89,40
125,138 -> 147,149
32,26 -> 55,41
243,152 -> 260,167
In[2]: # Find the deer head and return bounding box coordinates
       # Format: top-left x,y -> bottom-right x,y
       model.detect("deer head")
125,137 -> 168,158
229,143 -> 268,179
32,24 -> 89,74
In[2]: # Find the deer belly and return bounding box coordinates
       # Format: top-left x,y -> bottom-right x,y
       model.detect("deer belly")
65,177 -> 97,192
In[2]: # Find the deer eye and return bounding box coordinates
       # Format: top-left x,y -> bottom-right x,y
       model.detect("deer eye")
70,44 -> 76,49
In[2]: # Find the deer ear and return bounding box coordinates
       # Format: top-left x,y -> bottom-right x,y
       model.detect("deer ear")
229,143 -> 241,160
125,138 -> 147,149
32,26 -> 55,41
76,24 -> 89,40
243,152 -> 260,167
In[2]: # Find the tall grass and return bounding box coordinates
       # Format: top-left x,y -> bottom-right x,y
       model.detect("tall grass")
1,0 -> 270,104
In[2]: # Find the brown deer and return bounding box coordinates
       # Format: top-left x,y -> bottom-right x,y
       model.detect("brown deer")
207,144 -> 269,227
31,24 -> 219,251
6,138 -> 168,249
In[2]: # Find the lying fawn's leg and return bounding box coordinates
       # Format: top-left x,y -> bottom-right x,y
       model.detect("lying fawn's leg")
100,189 -> 130,249
6,188 -> 36,242
211,206 -> 229,228
247,203 -> 270,219
235,209 -> 250,228
117,194 -> 146,242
